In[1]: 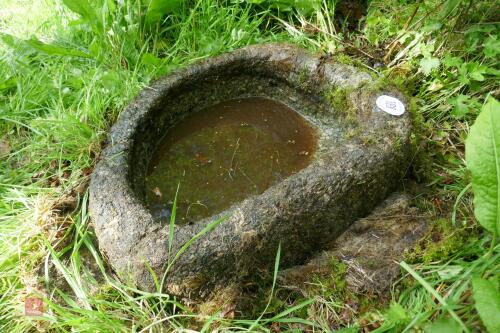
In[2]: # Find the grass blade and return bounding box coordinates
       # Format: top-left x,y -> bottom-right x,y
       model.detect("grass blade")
168,182 -> 180,259
43,239 -> 91,310
400,261 -> 468,332
26,38 -> 92,58
248,243 -> 281,331
166,216 -> 227,273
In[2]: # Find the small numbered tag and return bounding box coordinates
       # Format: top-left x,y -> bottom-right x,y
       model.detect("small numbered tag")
25,297 -> 44,316
376,95 -> 405,116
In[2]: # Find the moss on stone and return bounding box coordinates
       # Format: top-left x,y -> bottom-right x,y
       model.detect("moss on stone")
405,219 -> 479,264
326,86 -> 351,110
325,86 -> 360,126
297,67 -> 310,86
360,135 -> 381,146
301,256 -> 349,301
332,53 -> 355,66
301,256 -> 382,326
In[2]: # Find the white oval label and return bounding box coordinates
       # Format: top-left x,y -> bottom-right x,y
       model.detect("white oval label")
376,95 -> 405,116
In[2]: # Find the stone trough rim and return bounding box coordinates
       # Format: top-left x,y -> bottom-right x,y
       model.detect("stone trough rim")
89,43 -> 411,298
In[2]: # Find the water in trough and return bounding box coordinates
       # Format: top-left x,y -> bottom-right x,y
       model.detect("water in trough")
145,97 -> 317,223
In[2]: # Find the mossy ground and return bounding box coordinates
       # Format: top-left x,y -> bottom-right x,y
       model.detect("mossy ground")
406,218 -> 482,265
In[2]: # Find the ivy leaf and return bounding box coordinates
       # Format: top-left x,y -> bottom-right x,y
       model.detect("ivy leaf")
419,57 -> 440,75
465,97 -> 500,236
450,95 -> 481,119
472,277 -> 500,333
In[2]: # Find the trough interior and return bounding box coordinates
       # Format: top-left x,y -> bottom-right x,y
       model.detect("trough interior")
145,96 -> 319,223
128,65 -> 349,222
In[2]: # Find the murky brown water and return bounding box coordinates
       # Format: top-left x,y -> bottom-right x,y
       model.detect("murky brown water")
145,97 -> 317,223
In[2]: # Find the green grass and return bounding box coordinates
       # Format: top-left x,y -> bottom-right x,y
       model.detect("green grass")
1,0 -> 499,331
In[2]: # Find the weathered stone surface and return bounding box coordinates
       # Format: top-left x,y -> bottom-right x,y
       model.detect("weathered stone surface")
279,193 -> 428,295
89,43 -> 412,298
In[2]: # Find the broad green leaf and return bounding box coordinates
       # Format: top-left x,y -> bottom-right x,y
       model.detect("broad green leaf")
422,21 -> 442,33
1,33 -> 91,59
419,57 -> 440,75
26,38 -> 92,58
449,94 -> 470,119
426,318 -> 462,333
465,97 -> 500,236
472,277 -> 500,333
144,0 -> 183,27
385,302 -> 408,324
0,33 -> 16,48
467,63 -> 488,82
62,0 -> 101,32
62,0 -> 96,21
437,265 -> 463,280
457,63 -> 470,85
141,53 -> 162,67
483,36 -> 500,58
485,66 -> 500,76
443,56 -> 463,68
245,0 -> 321,15
469,71 -> 485,82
